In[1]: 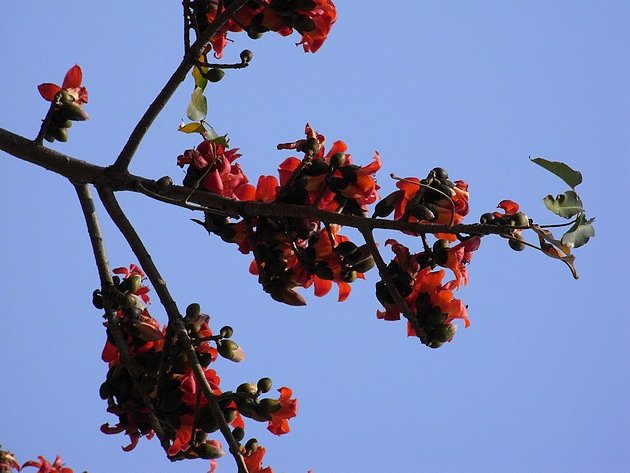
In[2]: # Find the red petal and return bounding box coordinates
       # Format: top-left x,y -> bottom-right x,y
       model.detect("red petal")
313,276 -> 332,297
62,64 -> 83,89
37,83 -> 61,101
337,281 -> 351,302
255,175 -> 279,203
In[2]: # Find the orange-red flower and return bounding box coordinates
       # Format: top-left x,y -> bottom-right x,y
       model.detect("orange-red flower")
38,65 -> 88,105
178,141 -> 255,200
243,445 -> 273,473
267,387 -> 298,435
22,455 -> 73,473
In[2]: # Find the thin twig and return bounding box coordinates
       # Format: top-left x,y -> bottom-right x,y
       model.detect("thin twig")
112,0 -> 253,172
97,187 -> 248,473
360,228 -> 421,335
73,183 -> 171,451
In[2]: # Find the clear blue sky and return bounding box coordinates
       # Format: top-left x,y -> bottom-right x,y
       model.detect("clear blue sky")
1,1 -> 628,472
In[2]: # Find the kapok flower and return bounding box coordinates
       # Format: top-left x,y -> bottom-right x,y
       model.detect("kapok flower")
38,65 -> 88,105
267,387 -> 298,435
22,455 -> 73,473
177,141 -> 256,200
243,444 -> 274,473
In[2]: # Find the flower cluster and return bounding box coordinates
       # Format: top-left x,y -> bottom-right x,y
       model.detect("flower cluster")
37,65 -> 89,142
95,265 -> 296,469
0,448 -> 76,473
178,125 -> 381,305
192,0 -> 337,58
367,166 -> 480,346
375,236 -> 480,348
480,199 -> 529,251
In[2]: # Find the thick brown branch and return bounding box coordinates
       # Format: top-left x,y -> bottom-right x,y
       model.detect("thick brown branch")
111,0 -> 253,172
97,187 -> 248,473
1,127 -> 513,240
73,183 -> 171,450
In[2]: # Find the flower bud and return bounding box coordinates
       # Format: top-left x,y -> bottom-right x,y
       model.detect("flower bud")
119,275 -> 142,294
61,101 -> 89,121
195,440 -> 224,459
237,383 -> 258,395
220,325 -> 234,338
218,340 -> 245,362
240,49 -> 253,63
232,427 -> 245,442
329,152 -> 346,168
259,398 -> 281,414
509,237 -> 526,251
244,438 -> 259,453
206,68 -> 225,83
186,303 -> 201,317
257,377 -> 272,394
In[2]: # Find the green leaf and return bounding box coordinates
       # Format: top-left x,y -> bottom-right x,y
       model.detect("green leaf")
531,157 -> 583,189
202,125 -> 218,141
187,87 -> 207,121
193,54 -> 209,90
561,214 -> 595,249
210,134 -> 230,147
177,121 -> 206,134
543,190 -> 584,219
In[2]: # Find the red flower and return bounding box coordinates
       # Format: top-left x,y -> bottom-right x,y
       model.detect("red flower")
295,0 -> 337,53
243,445 -> 273,473
267,387 -> 298,435
22,455 -> 73,473
177,141 -> 256,200
38,65 -> 88,105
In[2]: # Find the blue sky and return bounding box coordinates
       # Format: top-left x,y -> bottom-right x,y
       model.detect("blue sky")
1,1 -> 628,472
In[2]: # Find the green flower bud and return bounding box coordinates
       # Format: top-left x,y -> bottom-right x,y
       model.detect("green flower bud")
61,101 -> 89,121
220,325 -> 234,338
218,340 -> 245,362
206,68 -> 225,83
237,383 -> 258,395
259,398 -> 281,414
257,377 -> 272,394
232,427 -> 245,442
509,237 -> 526,251
119,275 -> 142,294
186,303 -> 201,317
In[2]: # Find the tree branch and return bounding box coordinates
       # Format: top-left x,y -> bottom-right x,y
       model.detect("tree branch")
73,183 -> 171,451
97,187 -> 248,473
111,0 -> 253,172
0,127 -> 510,239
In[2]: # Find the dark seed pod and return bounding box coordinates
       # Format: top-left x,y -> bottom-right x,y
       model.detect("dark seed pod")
430,167 -> 449,180
480,212 -> 496,224
335,241 -> 358,257
408,203 -> 436,221
220,325 -> 234,338
372,190 -> 405,218
186,303 -> 201,317
240,49 -> 253,63
352,256 -> 375,273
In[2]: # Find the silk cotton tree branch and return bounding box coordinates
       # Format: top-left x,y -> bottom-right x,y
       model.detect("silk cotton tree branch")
112,0 -> 253,172
74,183 -> 172,451
96,187 -> 249,473
0,127 -> 509,238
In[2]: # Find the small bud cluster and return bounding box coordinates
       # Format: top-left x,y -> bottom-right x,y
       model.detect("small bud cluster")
374,167 -> 469,227
480,200 -> 529,251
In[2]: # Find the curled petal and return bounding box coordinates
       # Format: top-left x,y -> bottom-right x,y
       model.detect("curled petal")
337,281 -> 351,302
